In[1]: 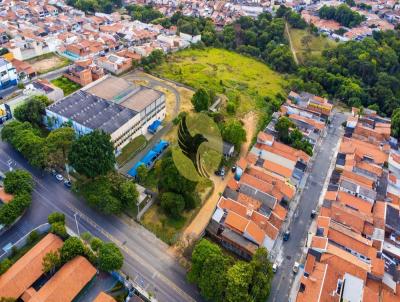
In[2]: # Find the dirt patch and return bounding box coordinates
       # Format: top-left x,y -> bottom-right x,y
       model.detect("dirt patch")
28,54 -> 69,74
152,86 -> 178,122
241,111 -> 258,153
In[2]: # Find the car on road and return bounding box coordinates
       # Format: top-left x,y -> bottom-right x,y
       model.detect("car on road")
310,210 -> 317,219
293,262 -> 300,274
272,263 -> 278,273
283,230 -> 290,241
64,180 -> 72,188
55,174 -> 64,181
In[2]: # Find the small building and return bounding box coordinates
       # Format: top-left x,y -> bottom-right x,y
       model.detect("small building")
0,58 -> 18,90
223,141 -> 235,157
96,53 -> 132,75
64,60 -> 104,87
23,79 -> 64,102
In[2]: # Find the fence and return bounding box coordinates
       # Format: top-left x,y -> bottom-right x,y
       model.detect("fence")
0,223 -> 50,262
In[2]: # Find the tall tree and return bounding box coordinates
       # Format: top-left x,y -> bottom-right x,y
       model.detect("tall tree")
391,108 -> 400,139
46,127 -> 75,169
68,130 -> 115,178
160,192 -> 185,218
225,261 -> 254,302
98,242 -> 124,272
13,95 -> 51,126
191,88 -> 211,112
60,237 -> 85,263
4,170 -> 33,194
42,250 -> 61,275
221,120 -> 246,150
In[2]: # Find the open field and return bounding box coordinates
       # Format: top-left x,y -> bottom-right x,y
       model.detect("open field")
28,53 -> 70,75
51,76 -> 81,95
288,27 -> 338,64
154,48 -> 286,117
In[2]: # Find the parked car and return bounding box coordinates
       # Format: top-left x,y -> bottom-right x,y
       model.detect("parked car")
310,210 -> 317,219
64,180 -> 72,188
272,262 -> 278,273
293,262 -> 300,274
283,230 -> 290,241
55,174 -> 64,181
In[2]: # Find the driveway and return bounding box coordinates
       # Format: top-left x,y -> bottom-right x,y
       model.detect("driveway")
268,112 -> 347,302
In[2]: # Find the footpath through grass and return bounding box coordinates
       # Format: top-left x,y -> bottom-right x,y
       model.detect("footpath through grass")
288,27 -> 337,64
154,48 -> 287,117
51,76 -> 81,96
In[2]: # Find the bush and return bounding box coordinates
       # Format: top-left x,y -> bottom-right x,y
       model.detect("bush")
48,212 -> 65,224
98,242 -> 124,272
50,222 -> 68,239
0,192 -> 31,226
90,237 -> 103,252
160,192 -> 185,218
0,258 -> 12,274
226,102 -> 236,114
60,237 -> 85,263
27,230 -> 40,245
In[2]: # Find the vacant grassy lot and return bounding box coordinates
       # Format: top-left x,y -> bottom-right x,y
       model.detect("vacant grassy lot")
154,48 -> 286,117
28,53 -> 71,75
51,76 -> 81,96
288,27 -> 337,64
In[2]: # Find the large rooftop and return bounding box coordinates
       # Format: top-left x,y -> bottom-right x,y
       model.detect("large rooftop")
47,90 -> 137,134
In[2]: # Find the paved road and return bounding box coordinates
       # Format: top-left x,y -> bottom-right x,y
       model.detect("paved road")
268,112 -> 346,302
0,141 -> 203,302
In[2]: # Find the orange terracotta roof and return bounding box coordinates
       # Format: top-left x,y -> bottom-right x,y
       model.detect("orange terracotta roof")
237,193 -> 261,211
23,256 -> 96,302
296,261 -> 326,302
329,203 -> 371,234
0,234 -> 64,298
341,170 -> 374,189
381,289 -> 400,302
240,173 -> 274,194
272,204 -> 287,220
356,161 -> 383,177
93,292 -> 116,302
227,178 -> 239,191
289,114 -> 325,130
337,191 -> 373,214
0,188 -> 13,204
263,160 -> 292,178
225,211 -> 248,233
372,201 -> 386,229
371,257 -> 385,278
339,137 -> 388,165
244,221 -> 265,245
325,244 -> 370,274
257,132 -> 274,143
236,157 -> 248,171
304,254 -> 316,276
251,211 -> 279,240
317,216 -> 330,236
311,236 -> 328,250
324,190 -> 338,201
218,197 -> 247,217
362,285 -> 379,302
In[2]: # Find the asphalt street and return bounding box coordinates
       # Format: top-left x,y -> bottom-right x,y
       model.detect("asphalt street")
0,141 -> 203,302
268,112 -> 346,302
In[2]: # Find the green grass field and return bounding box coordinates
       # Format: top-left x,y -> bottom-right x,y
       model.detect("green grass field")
288,27 -> 337,64
154,48 -> 287,116
51,76 -> 81,96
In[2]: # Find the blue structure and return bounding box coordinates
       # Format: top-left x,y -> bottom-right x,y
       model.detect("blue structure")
147,120 -> 161,134
0,58 -> 18,90
127,140 -> 169,178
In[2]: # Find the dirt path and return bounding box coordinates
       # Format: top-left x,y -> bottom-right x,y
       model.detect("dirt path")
241,111 -> 258,153
285,22 -> 299,65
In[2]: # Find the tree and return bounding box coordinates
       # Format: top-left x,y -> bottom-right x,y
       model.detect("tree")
48,212 -> 65,224
160,192 -> 185,218
118,181 -> 139,210
27,230 -> 40,245
14,95 -> 51,126
50,222 -> 68,239
191,88 -> 211,112
391,108 -> 400,139
221,120 -> 246,150
42,250 -> 61,275
275,117 -> 293,143
3,170 -> 33,194
225,261 -> 253,302
136,164 -> 148,182
90,237 -> 103,252
46,127 -> 75,169
301,35 -> 313,50
98,242 -> 124,272
249,248 -> 273,301
68,130 -> 115,178
60,237 -> 85,263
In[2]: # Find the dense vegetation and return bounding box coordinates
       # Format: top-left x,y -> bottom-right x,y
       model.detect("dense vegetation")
126,4 -> 163,23
319,4 -> 366,28
275,117 -> 313,155
66,0 -> 122,14
188,239 -> 274,302
0,170 -> 34,226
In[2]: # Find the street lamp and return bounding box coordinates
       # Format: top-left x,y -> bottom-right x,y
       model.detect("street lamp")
74,212 -> 80,237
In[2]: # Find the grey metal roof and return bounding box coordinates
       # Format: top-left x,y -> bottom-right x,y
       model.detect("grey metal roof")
0,58 -> 8,67
47,90 -> 137,134
386,204 -> 400,233
239,183 -> 276,211
340,179 -> 358,192
358,186 -> 377,200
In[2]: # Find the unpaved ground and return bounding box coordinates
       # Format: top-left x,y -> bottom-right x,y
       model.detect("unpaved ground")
241,111 -> 258,153
29,55 -> 69,73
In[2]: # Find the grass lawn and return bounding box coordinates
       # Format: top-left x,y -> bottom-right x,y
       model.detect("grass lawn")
153,48 -> 287,117
288,27 -> 337,64
116,135 -> 147,166
28,53 -> 71,75
51,76 -> 81,96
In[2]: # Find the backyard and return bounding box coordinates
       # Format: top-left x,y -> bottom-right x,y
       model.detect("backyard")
153,48 -> 287,118
51,76 -> 81,96
28,53 -> 71,75
288,27 -> 338,64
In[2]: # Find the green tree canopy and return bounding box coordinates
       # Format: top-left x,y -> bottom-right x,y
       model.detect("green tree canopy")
4,169 -> 34,194
13,95 -> 51,126
191,88 -> 211,112
97,242 -> 124,272
42,250 -> 61,275
160,192 -> 185,218
118,181 -> 139,210
221,120 -> 246,150
68,130 -> 115,178
225,261 -> 254,302
391,108 -> 400,139
60,237 -> 85,263
48,212 -> 66,224
46,127 -> 75,169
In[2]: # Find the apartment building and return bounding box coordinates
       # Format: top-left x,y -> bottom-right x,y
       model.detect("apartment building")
0,58 -> 18,90
63,59 -> 104,86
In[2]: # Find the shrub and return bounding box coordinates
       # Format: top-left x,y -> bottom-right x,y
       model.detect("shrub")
3,170 -> 34,194
27,230 -> 40,245
60,237 -> 85,263
0,258 -> 12,275
90,237 -> 103,252
48,212 -> 65,224
50,222 -> 68,239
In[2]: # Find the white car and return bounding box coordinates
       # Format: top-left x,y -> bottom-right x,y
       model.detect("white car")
272,263 -> 278,273
293,261 -> 300,274
55,174 -> 64,181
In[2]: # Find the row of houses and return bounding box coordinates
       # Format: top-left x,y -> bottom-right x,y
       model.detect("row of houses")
206,92 -> 332,259
296,107 -> 400,301
0,233 -> 119,302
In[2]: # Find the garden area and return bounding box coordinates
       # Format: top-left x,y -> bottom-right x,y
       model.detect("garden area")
28,52 -> 71,75
51,76 -> 81,96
